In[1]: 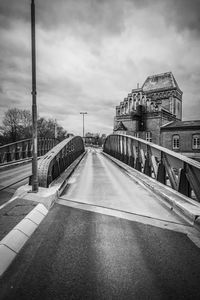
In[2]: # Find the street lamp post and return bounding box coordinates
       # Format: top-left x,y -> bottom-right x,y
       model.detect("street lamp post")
54,119 -> 57,139
80,112 -> 87,139
31,0 -> 38,192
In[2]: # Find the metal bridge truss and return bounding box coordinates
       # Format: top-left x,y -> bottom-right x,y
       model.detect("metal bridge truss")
37,136 -> 85,187
0,138 -> 58,164
104,134 -> 200,202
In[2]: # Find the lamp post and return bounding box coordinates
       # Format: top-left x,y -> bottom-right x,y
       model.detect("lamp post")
80,112 -> 87,139
54,119 -> 57,139
31,0 -> 38,192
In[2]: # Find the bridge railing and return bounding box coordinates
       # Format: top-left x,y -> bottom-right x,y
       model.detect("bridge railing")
103,134 -> 200,202
37,136 -> 85,187
0,138 -> 58,165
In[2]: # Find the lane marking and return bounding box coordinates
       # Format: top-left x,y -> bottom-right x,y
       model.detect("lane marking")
0,191 -> 27,211
58,197 -> 192,228
0,196 -> 18,210
57,197 -> 200,248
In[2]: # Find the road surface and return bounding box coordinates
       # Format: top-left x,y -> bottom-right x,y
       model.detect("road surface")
0,163 -> 31,206
1,148 -> 200,299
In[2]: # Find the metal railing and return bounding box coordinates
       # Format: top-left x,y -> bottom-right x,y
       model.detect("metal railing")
0,138 -> 58,164
103,134 -> 200,202
37,136 -> 85,187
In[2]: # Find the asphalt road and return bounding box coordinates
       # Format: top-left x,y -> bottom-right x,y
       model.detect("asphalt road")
1,204 -> 200,300
61,148 -> 188,225
1,148 -> 200,299
0,162 -> 36,240
0,163 -> 31,206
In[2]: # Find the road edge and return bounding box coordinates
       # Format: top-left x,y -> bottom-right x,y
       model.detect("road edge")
0,203 -> 48,277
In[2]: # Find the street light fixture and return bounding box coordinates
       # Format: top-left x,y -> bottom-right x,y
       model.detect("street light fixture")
80,112 -> 87,139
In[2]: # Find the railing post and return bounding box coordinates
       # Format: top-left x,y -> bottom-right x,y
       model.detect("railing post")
117,136 -> 119,159
129,139 -> 134,167
157,152 -> 166,184
6,146 -> 11,162
125,137 -> 129,165
144,145 -> 151,177
135,141 -> 141,171
28,140 -> 32,157
178,163 -> 191,197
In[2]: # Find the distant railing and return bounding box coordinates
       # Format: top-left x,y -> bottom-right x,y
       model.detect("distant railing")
103,134 -> 200,202
0,138 -> 58,164
37,136 -> 85,187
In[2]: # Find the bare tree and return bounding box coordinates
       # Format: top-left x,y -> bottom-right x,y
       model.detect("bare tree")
37,117 -> 67,141
1,108 -> 68,144
3,108 -> 22,142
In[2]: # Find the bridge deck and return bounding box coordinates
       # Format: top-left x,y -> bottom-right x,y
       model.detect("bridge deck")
59,148 -> 187,226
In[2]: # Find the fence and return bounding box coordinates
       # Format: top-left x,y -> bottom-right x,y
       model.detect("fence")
103,134 -> 200,202
0,138 -> 58,164
37,136 -> 85,187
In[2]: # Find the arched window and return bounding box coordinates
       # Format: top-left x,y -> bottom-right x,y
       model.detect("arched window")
193,135 -> 200,149
173,135 -> 180,149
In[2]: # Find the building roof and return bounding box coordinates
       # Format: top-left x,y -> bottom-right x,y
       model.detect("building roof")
142,72 -> 180,92
114,121 -> 127,131
161,120 -> 200,130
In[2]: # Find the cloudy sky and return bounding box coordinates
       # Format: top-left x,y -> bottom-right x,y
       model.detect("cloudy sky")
0,0 -> 200,135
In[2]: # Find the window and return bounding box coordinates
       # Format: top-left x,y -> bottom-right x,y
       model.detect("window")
146,132 -> 152,142
193,135 -> 200,149
134,132 -> 140,138
173,135 -> 180,149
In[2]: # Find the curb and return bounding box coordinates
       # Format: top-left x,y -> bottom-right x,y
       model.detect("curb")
0,203 -> 48,277
12,151 -> 87,210
103,152 -> 200,231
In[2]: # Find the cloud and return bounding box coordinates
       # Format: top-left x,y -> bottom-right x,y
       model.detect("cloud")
0,0 -> 200,135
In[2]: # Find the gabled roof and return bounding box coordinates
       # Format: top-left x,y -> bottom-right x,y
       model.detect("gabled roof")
161,120 -> 200,130
114,121 -> 127,131
142,72 -> 181,92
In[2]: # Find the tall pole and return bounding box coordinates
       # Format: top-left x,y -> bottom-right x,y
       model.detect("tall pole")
80,112 -> 87,139
55,119 -> 57,139
31,0 -> 38,192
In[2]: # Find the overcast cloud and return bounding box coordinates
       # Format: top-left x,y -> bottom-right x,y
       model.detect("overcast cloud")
0,0 -> 200,135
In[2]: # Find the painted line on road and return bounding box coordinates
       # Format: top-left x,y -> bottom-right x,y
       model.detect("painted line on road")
0,196 -> 19,211
0,189 -> 28,211
57,198 -> 200,248
57,197 -> 193,232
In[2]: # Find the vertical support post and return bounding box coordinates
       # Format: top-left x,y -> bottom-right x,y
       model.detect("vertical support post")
135,141 -> 141,171
80,112 -> 87,142
129,139 -> 134,167
178,163 -> 191,197
144,145 -> 151,177
31,0 -> 38,192
157,152 -> 166,184
125,137 -> 128,164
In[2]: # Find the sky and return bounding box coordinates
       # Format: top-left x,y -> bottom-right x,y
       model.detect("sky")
0,0 -> 200,136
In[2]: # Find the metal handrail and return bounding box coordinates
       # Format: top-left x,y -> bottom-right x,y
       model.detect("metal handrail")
37,136 -> 85,187
103,134 -> 200,201
0,138 -> 58,164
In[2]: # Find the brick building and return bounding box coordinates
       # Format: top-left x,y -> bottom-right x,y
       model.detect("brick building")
114,72 -> 200,160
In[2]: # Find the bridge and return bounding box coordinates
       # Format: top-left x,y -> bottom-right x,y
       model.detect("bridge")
0,134 -> 200,299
